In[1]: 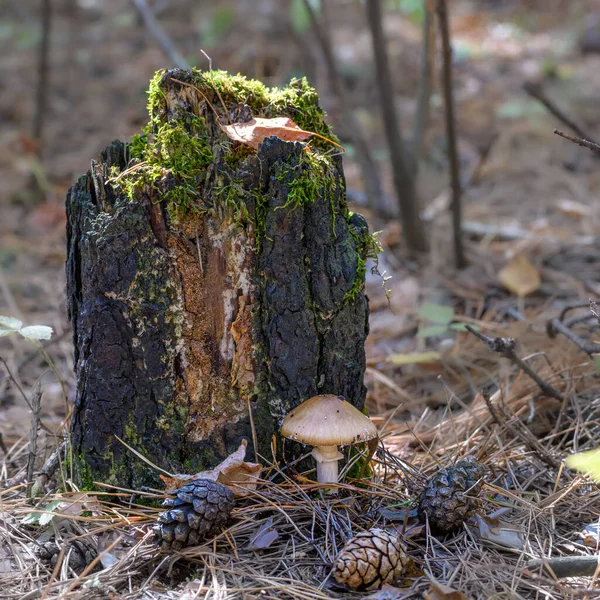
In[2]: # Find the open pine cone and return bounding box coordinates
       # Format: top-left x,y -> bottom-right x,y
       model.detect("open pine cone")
35,539 -> 98,572
418,457 -> 486,532
333,528 -> 409,590
153,479 -> 235,550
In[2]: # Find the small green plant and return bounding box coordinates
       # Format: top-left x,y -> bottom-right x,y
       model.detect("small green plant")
416,302 -> 474,338
565,448 -> 600,482
0,315 -> 65,402
22,499 -> 62,526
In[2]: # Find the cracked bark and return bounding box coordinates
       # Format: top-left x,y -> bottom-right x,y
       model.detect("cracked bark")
66,72 -> 370,488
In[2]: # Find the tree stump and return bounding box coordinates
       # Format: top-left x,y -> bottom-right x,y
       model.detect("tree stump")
66,69 -> 375,488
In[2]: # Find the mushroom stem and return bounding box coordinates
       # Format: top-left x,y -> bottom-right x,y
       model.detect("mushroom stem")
312,445 -> 343,483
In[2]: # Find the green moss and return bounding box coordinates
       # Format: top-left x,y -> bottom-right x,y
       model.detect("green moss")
114,68 -> 340,228
78,457 -> 95,491
343,228 -> 382,305
276,150 -> 335,214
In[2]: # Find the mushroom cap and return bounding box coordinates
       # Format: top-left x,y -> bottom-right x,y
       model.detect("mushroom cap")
281,394 -> 378,447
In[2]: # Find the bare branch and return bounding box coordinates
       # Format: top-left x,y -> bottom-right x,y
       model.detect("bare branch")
466,325 -> 563,401
26,380 -> 43,498
365,0 -> 427,251
131,0 -> 188,69
524,81 -> 598,144
33,0 -> 51,150
410,0 -> 435,161
436,0 -> 464,268
553,128 -> 600,154
302,0 -> 389,216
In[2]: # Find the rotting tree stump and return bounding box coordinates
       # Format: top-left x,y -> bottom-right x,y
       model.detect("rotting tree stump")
66,69 -> 375,488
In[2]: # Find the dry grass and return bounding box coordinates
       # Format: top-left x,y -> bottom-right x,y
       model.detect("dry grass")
3,328 -> 600,600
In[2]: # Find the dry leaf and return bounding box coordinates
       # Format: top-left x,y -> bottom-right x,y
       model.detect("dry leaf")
160,439 -> 262,497
363,584 -> 411,600
471,513 -> 524,549
220,117 -> 314,150
246,517 -> 280,551
386,351 -> 441,365
424,579 -> 468,600
498,254 -> 541,297
553,199 -> 592,218
580,522 -> 600,548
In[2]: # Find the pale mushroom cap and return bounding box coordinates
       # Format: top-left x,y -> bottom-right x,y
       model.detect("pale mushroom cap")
281,394 -> 378,446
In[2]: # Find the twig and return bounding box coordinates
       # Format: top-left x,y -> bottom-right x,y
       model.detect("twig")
410,0 -> 435,161
524,81 -> 597,144
553,128 -> 600,154
436,0 -> 464,269
302,0 -> 388,215
30,439 -> 67,498
482,389 -> 560,469
130,0 -> 188,69
527,556 -> 600,578
26,380 -> 43,498
465,325 -> 563,401
546,317 -> 600,355
33,0 -> 51,149
365,0 -> 427,251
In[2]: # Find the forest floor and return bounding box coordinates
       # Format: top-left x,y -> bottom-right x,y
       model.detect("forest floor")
3,0 -> 600,598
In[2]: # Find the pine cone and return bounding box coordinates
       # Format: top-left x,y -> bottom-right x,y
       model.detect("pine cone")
35,539 -> 98,572
418,458 -> 486,532
333,528 -> 409,590
153,479 -> 235,550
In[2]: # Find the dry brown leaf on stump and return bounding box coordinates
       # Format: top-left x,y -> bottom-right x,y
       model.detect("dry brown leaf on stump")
160,439 -> 262,497
220,117 -> 314,150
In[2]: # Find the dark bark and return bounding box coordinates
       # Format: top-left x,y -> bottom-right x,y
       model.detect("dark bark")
66,70 -> 370,488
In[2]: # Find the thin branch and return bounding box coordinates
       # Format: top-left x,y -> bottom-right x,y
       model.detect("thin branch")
524,81 -> 597,144
410,0 -> 435,160
302,0 -> 388,216
482,389 -> 561,469
30,439 -> 67,497
436,0 -> 464,268
465,325 -> 563,401
527,556 -> 600,578
33,0 -> 51,149
365,0 -> 427,251
546,317 -> 600,355
26,380 -> 43,498
131,0 -> 188,69
553,128 -> 600,154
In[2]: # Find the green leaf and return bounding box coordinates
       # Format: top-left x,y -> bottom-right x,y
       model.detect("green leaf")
290,0 -> 318,34
19,325 -> 53,341
594,355 -> 600,375
199,6 -> 236,46
417,324 -> 449,338
0,315 -> 23,337
417,302 -> 454,325
22,499 -> 62,526
387,351 -> 441,365
566,449 -> 600,482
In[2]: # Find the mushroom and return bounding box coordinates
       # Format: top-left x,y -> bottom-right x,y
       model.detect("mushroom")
280,394 -> 378,484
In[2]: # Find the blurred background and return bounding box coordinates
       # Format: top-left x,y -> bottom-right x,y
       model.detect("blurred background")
2,0 -> 600,448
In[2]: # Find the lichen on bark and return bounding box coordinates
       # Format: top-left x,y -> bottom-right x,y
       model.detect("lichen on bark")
67,69 -> 375,489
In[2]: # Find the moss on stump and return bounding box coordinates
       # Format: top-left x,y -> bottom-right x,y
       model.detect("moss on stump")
66,69 -> 376,489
